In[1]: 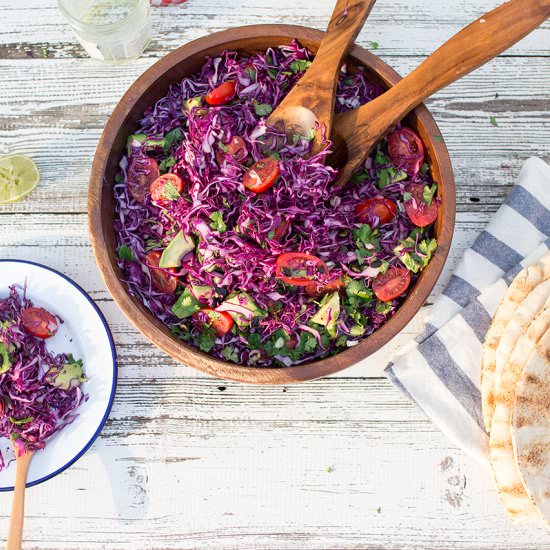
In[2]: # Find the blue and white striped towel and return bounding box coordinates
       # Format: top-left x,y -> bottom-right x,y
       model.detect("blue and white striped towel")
386,157 -> 550,466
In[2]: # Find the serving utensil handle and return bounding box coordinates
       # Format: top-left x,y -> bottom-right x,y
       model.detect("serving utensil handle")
6,451 -> 34,550
333,0 -> 550,183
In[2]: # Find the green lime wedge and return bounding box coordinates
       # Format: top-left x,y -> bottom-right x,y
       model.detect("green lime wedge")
0,155 -> 40,204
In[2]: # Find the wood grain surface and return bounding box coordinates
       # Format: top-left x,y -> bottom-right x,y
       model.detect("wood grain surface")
0,0 -> 549,548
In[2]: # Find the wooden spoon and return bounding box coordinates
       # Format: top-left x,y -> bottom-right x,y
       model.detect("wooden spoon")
266,0 -> 377,156
6,449 -> 34,550
331,0 -> 550,186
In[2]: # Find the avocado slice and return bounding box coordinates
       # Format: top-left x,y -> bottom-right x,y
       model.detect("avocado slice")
49,359 -> 87,390
159,231 -> 194,268
190,284 -> 213,303
310,292 -> 340,337
183,96 -> 202,112
0,342 -> 11,374
126,134 -> 165,156
217,292 -> 266,329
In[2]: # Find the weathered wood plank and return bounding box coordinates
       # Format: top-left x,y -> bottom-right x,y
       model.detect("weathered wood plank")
0,0 -> 549,58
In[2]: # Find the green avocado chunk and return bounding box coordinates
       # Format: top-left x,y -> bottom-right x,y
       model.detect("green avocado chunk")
183,96 -> 202,111
310,292 -> 340,337
219,292 -> 266,329
160,231 -> 194,268
50,357 -> 86,390
0,343 -> 11,374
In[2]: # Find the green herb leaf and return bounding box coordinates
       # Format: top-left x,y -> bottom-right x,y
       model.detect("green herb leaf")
159,156 -> 176,173
419,163 -> 430,175
172,288 -> 202,319
350,324 -> 365,337
222,346 -> 239,363
350,171 -> 370,183
369,41 -> 379,50
198,326 -> 217,353
117,244 -> 135,262
267,68 -> 278,79
490,115 -> 498,127
345,279 -> 374,302
253,101 -> 273,117
115,173 -> 123,184
376,300 -> 393,314
267,230 -> 275,239
10,416 -> 33,426
394,235 -> 437,273
245,66 -> 257,79
163,128 -> 184,154
209,211 -> 227,233
422,184 -> 437,206
290,60 -> 312,73
374,148 -> 390,166
378,167 -> 408,189
246,332 -> 262,349
163,182 -> 181,201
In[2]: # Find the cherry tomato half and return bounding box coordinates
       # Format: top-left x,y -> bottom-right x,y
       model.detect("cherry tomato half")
372,268 -> 411,302
193,308 -> 234,337
404,183 -> 439,227
21,307 -> 58,339
128,157 -> 160,204
355,197 -> 397,226
305,277 -> 345,297
243,157 -> 280,193
145,251 -> 178,294
216,136 -> 248,165
387,127 -> 425,177
205,81 -> 237,106
275,253 -> 329,287
150,173 -> 184,202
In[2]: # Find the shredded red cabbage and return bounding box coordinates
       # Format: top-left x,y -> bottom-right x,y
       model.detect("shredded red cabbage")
0,285 -> 87,469
114,41 -> 437,367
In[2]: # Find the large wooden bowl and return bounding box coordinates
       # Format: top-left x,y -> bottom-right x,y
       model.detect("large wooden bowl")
89,24 -> 455,384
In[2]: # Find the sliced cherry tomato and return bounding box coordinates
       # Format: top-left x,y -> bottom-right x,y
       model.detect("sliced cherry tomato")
372,268 -> 411,302
149,173 -> 184,202
193,308 -> 234,337
387,127 -> 425,177
243,157 -> 280,193
127,157 -> 160,204
305,277 -> 345,297
145,251 -> 178,294
275,253 -> 328,287
21,307 -> 58,339
404,183 -> 438,227
216,136 -> 248,165
355,197 -> 397,226
272,219 -> 292,242
205,81 -> 237,106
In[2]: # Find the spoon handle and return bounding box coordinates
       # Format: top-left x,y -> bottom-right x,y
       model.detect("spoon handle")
333,0 -> 550,183
6,451 -> 34,550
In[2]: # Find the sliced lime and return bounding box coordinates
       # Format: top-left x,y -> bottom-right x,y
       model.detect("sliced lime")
0,155 -> 40,204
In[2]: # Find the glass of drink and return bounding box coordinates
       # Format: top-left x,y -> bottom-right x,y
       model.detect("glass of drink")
58,0 -> 152,62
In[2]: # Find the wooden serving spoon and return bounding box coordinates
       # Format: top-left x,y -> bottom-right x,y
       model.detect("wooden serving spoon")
6,449 -> 34,550
331,0 -> 550,186
266,0 -> 377,156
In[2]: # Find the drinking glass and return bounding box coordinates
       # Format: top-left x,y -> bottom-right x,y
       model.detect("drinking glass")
58,0 -> 152,62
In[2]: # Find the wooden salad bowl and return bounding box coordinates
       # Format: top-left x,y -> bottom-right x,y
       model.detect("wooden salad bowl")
88,24 -> 456,384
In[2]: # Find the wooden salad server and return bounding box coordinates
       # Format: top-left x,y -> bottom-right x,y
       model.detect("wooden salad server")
6,449 -> 35,550
266,0 -> 377,156
331,0 -> 550,186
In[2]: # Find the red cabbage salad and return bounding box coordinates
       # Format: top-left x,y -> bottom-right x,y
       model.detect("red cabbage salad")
114,41 -> 439,367
0,285 -> 87,468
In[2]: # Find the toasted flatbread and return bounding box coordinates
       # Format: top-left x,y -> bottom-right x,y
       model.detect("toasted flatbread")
511,326 -> 550,524
490,301 -> 550,521
481,252 -> 550,431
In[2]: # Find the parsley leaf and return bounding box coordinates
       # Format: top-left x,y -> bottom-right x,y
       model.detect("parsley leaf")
172,288 -> 202,319
253,101 -> 273,117
345,278 -> 374,302
159,156 -> 176,173
290,60 -> 312,73
163,128 -> 184,154
117,244 -> 135,262
209,211 -> 227,232
394,235 -> 438,273
246,332 -> 262,349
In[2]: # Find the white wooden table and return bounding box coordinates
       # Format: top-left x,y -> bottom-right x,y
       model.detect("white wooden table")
0,1 -> 549,548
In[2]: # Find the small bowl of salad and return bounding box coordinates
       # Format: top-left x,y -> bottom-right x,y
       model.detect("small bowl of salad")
89,24 -> 455,384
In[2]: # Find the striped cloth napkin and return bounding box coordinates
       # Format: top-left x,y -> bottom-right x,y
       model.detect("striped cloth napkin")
386,157 -> 550,466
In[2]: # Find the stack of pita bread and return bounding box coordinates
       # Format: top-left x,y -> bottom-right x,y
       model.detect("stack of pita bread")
482,251 -> 550,523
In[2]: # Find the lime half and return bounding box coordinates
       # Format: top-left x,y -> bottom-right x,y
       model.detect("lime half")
0,155 -> 40,204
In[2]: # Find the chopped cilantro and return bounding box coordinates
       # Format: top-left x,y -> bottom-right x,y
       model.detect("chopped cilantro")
145,239 -> 163,251
222,346 -> 239,363
117,244 -> 135,262
268,230 -> 275,239
159,156 -> 176,173
350,171 -> 370,183
290,60 -> 312,73
345,278 -> 374,302
253,101 -> 273,117
209,211 -> 227,232
374,148 -> 390,166
370,41 -> 379,50
490,115 -> 498,127
170,324 -> 192,341
115,173 -> 123,183
246,332 -> 262,349
378,166 -> 408,189
376,301 -> 393,314
267,68 -> 278,79
218,142 -> 229,152
163,127 -> 184,154
376,506 -> 382,514
198,326 -> 217,353
403,191 -> 413,202
326,465 -> 335,473
419,163 -> 430,175
172,288 -> 202,318
394,235 -> 437,273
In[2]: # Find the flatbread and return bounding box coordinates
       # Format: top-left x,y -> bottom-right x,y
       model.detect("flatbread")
511,326 -> 550,524
481,252 -> 550,431
490,302 -> 550,521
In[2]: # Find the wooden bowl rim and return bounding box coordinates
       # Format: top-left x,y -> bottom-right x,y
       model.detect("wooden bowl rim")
89,24 -> 455,384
